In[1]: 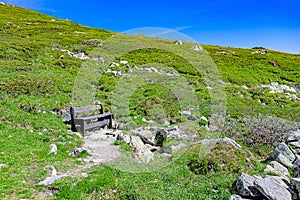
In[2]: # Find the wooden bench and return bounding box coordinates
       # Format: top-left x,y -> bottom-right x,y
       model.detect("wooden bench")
70,105 -> 114,136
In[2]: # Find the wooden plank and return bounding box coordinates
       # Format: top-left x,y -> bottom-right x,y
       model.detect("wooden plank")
72,105 -> 103,113
76,113 -> 112,120
85,119 -> 110,130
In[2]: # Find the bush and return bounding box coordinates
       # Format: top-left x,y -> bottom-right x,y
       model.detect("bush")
188,143 -> 250,175
223,114 -> 300,149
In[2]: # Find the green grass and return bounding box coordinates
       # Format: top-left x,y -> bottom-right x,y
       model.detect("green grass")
0,3 -> 299,199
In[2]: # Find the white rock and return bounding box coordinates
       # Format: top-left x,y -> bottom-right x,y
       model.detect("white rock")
0,164 -> 8,168
254,176 -> 292,200
200,116 -> 208,122
130,136 -> 145,153
174,40 -> 183,45
191,44 -> 203,51
109,62 -> 119,67
120,60 -> 128,65
270,142 -> 296,168
287,130 -> 300,142
49,144 -> 58,155
264,161 -> 290,180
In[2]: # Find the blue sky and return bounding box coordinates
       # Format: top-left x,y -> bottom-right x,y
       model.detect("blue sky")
2,0 -> 300,54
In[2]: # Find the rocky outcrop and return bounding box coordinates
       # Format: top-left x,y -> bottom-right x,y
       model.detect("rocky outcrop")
252,49 -> 268,54
258,82 -> 298,94
232,130 -> 300,199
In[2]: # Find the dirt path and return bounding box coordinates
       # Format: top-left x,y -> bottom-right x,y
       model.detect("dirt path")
82,129 -> 121,165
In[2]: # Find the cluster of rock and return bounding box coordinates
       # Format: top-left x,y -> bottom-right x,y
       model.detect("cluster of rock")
258,82 -> 299,100
231,130 -> 300,200
52,44 -> 105,63
105,60 -> 181,78
173,40 -> 204,51
217,49 -> 236,55
252,49 -> 268,54
116,126 -> 194,163
131,66 -> 180,77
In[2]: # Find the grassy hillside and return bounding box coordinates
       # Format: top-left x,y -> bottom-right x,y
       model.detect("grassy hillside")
0,3 -> 299,199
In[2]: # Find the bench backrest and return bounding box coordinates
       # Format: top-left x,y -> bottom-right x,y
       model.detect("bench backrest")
70,105 -> 103,119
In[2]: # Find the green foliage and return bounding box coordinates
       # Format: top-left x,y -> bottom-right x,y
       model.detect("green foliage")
187,143 -> 251,175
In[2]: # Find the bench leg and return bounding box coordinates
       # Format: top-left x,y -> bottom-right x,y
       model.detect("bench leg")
79,120 -> 85,137
109,115 -> 113,129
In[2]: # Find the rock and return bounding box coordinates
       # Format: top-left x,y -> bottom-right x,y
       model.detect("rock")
191,44 -> 203,51
264,161 -> 290,180
226,49 -> 236,55
38,166 -> 67,186
130,136 -> 146,152
164,126 -> 182,140
200,116 -> 208,123
229,195 -> 252,200
111,118 -> 118,129
292,178 -> 300,199
135,130 -> 156,146
241,85 -> 249,90
236,173 -> 262,197
109,62 -> 119,67
116,132 -> 131,144
73,52 -> 89,59
120,60 -> 128,65
187,115 -> 197,121
71,147 -> 86,156
269,60 -> 281,68
289,141 -> 300,149
273,153 -> 294,168
61,110 -> 71,123
181,110 -> 192,116
112,70 -> 122,77
293,159 -> 300,177
142,118 -> 147,122
259,82 -> 298,94
174,40 -> 183,45
287,130 -> 300,142
230,195 -> 242,200
163,143 -> 187,154
134,151 -> 153,164
0,164 -> 7,169
49,144 -> 57,155
181,110 -> 197,121
254,176 -> 292,200
270,142 -> 296,168
38,176 -> 62,186
252,49 -> 268,54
